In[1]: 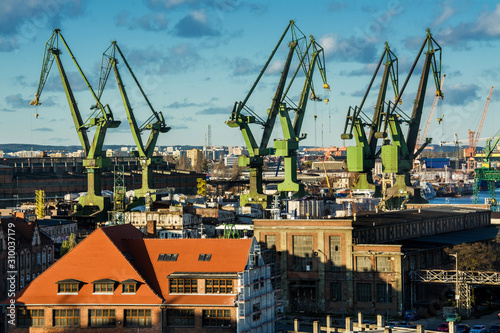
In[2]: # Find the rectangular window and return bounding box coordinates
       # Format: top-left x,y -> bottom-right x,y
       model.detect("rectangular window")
330,282 -> 342,301
89,309 -> 116,327
167,309 -> 195,327
356,283 -> 372,302
356,256 -> 371,272
57,283 -> 78,293
53,309 -> 80,327
169,279 -> 198,293
17,308 -> 44,327
376,257 -> 392,272
123,283 -> 136,293
329,236 -> 342,271
205,279 -> 233,294
158,253 -> 179,261
124,309 -> 152,327
202,309 -> 231,327
376,283 -> 392,303
292,235 -> 313,271
93,283 -> 114,293
198,254 -> 212,261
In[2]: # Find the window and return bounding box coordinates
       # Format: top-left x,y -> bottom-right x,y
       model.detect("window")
198,254 -> 212,261
206,279 -> 233,294
48,248 -> 52,262
376,283 -> 392,303
53,309 -> 80,327
169,279 -> 197,293
26,252 -> 30,270
123,283 -> 136,294
356,256 -> 371,272
57,283 -> 79,294
158,253 -> 178,261
202,309 -> 231,327
356,283 -> 372,302
89,309 -> 116,327
42,250 -> 46,265
124,309 -> 152,327
330,282 -> 342,301
17,308 -> 44,327
93,283 -> 115,293
167,309 -> 195,327
376,257 -> 392,272
292,235 -> 313,271
37,253 -> 41,266
329,236 -> 342,271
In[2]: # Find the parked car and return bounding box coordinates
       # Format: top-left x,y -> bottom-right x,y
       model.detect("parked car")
457,324 -> 471,333
446,313 -> 462,322
398,322 -> 417,328
405,310 -> 421,321
439,323 -> 450,332
470,325 -> 487,333
497,312 -> 500,320
486,325 -> 500,333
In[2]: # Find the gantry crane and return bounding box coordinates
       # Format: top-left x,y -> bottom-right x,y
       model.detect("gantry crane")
273,34 -> 330,198
30,29 -> 120,215
226,21 -> 310,208
465,86 -> 494,174
473,131 -> 500,211
380,29 -> 443,209
341,42 -> 399,197
97,41 -> 170,205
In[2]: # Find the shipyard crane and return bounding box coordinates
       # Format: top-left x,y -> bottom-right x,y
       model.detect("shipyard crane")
226,21 -> 323,208
30,29 -> 120,216
380,29 -> 443,209
273,34 -> 330,198
97,41 -> 170,205
465,86 -> 494,173
341,43 -> 399,197
418,74 -> 446,148
473,130 -> 500,211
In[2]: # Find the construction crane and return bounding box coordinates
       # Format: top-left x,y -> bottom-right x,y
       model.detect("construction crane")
97,41 -> 170,206
473,130 -> 500,211
464,86 -> 494,174
341,42 -> 399,197
226,21 -> 322,208
273,34 -> 330,198
418,74 -> 446,148
380,29 -> 443,209
30,29 -> 120,216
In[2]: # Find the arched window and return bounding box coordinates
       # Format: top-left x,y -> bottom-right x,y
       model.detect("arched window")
42,250 -> 46,265
37,253 -> 41,266
48,248 -> 52,263
26,252 -> 30,270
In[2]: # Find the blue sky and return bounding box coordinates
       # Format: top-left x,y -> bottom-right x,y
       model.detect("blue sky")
1,0 -> 500,150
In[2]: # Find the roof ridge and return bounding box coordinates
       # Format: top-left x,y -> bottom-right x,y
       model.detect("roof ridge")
101,226 -> 164,302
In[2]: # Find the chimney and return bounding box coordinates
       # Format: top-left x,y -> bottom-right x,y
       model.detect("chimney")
147,220 -> 157,236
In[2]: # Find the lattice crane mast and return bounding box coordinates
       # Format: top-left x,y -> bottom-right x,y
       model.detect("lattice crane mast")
418,74 -> 446,148
465,86 -> 494,173
98,41 -> 171,205
380,28 -> 443,209
30,29 -> 120,214
341,42 -> 399,196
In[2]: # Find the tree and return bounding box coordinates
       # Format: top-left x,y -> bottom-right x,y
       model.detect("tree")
176,155 -> 189,170
445,232 -> 500,271
231,164 -> 242,181
60,233 -> 77,257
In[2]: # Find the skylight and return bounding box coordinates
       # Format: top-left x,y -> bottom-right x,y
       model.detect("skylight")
158,253 -> 178,262
198,254 -> 212,261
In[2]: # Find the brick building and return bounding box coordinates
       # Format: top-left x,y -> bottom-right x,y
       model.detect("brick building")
253,206 -> 493,316
5,224 -> 275,332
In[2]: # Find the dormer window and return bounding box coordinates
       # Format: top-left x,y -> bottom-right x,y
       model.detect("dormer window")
121,279 -> 139,294
92,279 -> 117,294
56,279 -> 82,294
198,254 -> 212,261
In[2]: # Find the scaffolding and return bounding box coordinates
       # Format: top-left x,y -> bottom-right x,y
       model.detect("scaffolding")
109,165 -> 126,225
35,189 -> 45,219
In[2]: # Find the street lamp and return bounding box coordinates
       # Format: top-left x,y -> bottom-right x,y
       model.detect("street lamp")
449,253 -> 459,313
386,273 -> 392,324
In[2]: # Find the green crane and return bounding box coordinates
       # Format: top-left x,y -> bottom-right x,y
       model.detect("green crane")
97,41 -> 170,205
273,34 -> 329,197
341,43 -> 399,197
225,20 -> 310,208
380,29 -> 443,209
30,29 -> 120,214
472,132 -> 500,210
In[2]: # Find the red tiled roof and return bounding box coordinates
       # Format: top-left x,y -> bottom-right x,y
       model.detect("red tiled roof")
10,224 -> 253,307
13,225 -> 162,305
124,238 -> 252,304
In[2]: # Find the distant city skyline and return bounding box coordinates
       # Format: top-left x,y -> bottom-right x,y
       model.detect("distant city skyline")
1,1 -> 500,149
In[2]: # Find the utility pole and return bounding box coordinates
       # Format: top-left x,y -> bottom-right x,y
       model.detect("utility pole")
449,253 -> 459,314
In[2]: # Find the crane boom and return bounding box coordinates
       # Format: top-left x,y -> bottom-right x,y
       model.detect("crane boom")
472,86 -> 494,151
419,74 -> 446,147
